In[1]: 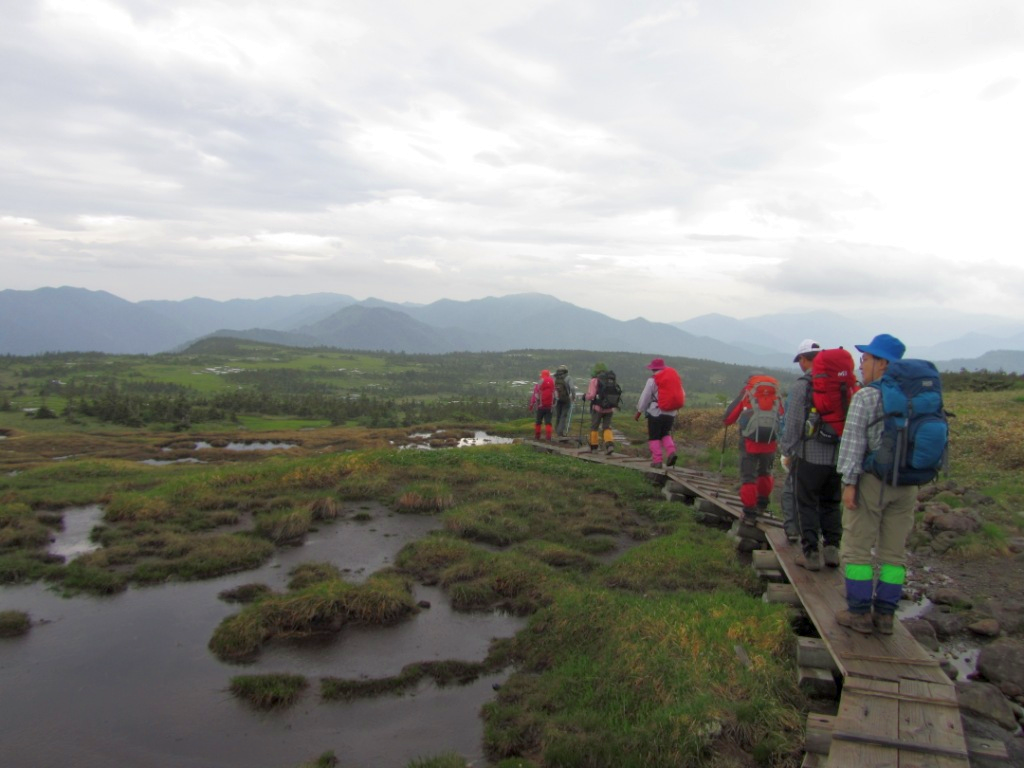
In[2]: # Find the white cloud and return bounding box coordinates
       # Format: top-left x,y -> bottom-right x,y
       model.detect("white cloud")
1,0 -> 1023,326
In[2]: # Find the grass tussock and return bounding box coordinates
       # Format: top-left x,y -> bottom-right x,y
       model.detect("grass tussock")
209,571 -> 416,662
307,497 -> 342,521
219,583 -> 273,603
0,552 -> 58,584
288,562 -> 343,590
396,481 -> 456,513
295,752 -> 339,768
0,610 -> 31,637
321,659 -> 491,702
405,753 -> 468,768
254,508 -> 313,544
103,493 -> 174,523
229,673 -> 308,709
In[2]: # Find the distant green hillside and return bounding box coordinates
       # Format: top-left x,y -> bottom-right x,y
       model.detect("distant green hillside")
0,342 -> 772,430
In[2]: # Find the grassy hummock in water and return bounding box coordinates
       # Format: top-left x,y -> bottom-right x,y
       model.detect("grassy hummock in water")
229,673 -> 308,709
209,569 -> 417,662
0,609 -> 31,637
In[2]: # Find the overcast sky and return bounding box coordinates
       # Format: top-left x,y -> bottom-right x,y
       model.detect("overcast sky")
2,0 -> 1023,324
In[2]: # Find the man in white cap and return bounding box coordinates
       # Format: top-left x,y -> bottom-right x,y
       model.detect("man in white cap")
780,339 -> 843,572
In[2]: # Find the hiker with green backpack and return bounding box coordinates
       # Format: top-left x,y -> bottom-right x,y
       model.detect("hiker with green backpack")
584,362 -> 621,455
835,333 -> 948,636
552,364 -> 577,438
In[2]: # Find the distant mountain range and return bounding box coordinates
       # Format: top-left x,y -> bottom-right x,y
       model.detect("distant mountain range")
3,286 -> 1024,373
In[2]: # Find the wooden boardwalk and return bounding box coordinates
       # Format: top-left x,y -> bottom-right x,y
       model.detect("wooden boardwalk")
528,439 -> 1005,766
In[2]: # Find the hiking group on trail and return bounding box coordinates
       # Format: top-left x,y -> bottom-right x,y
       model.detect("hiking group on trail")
772,333 -> 948,636
523,336 -> 948,637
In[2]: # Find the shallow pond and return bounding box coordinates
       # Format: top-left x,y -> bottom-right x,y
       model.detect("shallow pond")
397,430 -> 514,450
163,441 -> 298,452
1,507 -> 526,768
47,504 -> 105,560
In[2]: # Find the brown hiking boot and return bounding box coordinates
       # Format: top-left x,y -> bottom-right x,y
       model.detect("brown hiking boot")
873,613 -> 895,635
795,551 -> 821,572
605,443 -> 614,455
822,545 -> 840,568
836,610 -> 873,635
665,452 -> 677,466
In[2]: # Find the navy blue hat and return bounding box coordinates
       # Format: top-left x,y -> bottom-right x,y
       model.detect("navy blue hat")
855,333 -> 906,362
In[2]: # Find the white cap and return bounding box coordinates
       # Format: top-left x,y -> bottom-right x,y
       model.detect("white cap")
793,338 -> 821,362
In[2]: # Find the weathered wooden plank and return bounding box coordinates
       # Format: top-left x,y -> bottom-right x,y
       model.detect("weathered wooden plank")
965,735 -> 1009,760
897,679 -> 969,768
828,678 -> 900,768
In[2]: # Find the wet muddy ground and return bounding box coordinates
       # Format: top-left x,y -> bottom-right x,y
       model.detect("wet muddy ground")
0,506 -> 525,768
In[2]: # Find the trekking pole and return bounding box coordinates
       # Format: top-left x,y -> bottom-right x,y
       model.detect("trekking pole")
719,424 -> 728,473
576,394 -> 586,448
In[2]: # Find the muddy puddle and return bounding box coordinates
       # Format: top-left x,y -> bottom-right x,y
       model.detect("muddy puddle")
1,506 -> 526,768
898,596 -> 981,680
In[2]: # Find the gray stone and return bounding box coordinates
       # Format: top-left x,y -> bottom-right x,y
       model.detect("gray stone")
968,618 -> 1001,637
978,638 -> 1024,690
930,588 -> 973,609
929,512 -> 981,535
956,681 -> 1019,731
903,618 -> 940,651
923,608 -> 966,640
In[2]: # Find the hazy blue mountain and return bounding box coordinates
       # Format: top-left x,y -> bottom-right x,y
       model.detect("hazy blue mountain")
3,286 -> 1023,371
676,310 -> 1024,365
937,349 -> 1024,374
140,293 -> 358,338
294,305 -> 457,353
186,328 -> 323,349
0,286 -> 187,354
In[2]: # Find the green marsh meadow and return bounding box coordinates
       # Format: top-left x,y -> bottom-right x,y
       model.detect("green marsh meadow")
1,346 -> 1022,767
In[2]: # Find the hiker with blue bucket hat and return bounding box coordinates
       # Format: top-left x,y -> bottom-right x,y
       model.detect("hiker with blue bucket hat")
836,333 -> 942,636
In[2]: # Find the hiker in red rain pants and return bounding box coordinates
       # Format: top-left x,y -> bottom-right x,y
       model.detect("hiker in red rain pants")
723,373 -> 783,526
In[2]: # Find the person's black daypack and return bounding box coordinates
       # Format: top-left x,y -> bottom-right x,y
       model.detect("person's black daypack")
596,370 -> 622,409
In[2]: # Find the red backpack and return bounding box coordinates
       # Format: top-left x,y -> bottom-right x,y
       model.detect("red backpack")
740,375 -> 781,443
810,348 -> 859,441
538,376 -> 555,408
654,367 -> 685,411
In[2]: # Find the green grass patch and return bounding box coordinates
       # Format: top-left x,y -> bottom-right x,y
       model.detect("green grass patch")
601,515 -> 761,595
483,586 -> 801,767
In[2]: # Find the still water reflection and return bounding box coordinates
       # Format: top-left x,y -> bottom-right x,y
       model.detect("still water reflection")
0,507 -> 525,768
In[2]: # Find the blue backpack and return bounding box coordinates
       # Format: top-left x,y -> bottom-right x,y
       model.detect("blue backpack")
863,359 -> 948,486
